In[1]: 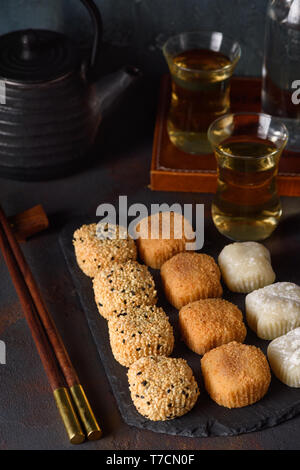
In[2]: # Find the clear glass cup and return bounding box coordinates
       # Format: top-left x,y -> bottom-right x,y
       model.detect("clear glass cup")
208,112 -> 288,241
163,31 -> 241,154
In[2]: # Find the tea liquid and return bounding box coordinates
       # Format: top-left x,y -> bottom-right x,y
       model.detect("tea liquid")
212,136 -> 282,241
168,48 -> 232,154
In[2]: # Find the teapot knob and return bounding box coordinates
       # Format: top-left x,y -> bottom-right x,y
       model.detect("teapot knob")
20,30 -> 39,60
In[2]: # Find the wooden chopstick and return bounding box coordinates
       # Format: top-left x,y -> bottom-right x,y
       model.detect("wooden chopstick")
0,222 -> 85,444
9,204 -> 49,241
0,205 -> 102,441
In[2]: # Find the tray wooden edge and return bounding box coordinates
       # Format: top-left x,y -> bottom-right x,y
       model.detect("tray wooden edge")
150,75 -> 300,197
151,170 -> 300,197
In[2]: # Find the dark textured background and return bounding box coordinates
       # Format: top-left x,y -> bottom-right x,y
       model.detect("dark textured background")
2,0 -> 299,451
0,0 -> 268,79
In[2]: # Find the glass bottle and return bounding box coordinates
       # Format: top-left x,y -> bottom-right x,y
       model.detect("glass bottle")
262,0 -> 300,152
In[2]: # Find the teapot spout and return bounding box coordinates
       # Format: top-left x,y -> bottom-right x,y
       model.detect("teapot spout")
90,66 -> 142,125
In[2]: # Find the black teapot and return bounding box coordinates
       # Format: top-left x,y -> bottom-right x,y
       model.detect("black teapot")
0,0 -> 141,180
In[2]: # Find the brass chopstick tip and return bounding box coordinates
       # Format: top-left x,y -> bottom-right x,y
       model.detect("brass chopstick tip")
70,433 -> 86,445
87,429 -> 103,441
70,384 -> 102,441
53,387 -> 85,445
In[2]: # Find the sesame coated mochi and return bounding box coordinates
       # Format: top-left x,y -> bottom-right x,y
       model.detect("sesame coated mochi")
108,306 -> 174,367
246,282 -> 300,340
136,211 -> 196,269
128,356 -> 199,421
160,252 -> 222,309
73,223 -> 137,277
267,327 -> 300,388
93,260 -> 157,320
218,241 -> 275,293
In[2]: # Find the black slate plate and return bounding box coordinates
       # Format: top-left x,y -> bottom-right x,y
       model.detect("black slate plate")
59,194 -> 300,437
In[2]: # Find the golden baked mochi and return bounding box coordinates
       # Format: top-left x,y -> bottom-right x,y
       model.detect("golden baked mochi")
179,299 -> 246,355
201,342 -> 271,408
136,211 -> 196,269
160,252 -> 222,309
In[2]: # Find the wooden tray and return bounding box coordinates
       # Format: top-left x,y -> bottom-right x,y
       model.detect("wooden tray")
150,75 -> 300,196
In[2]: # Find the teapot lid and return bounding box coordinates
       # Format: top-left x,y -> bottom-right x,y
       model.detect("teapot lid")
0,29 -> 81,83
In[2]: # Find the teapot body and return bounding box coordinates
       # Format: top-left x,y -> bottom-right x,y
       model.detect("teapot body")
0,69 -> 98,180
0,0 -> 104,180
0,2 -> 141,180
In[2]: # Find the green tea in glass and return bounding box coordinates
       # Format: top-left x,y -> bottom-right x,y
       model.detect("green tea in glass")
163,32 -> 241,154
208,113 -> 288,241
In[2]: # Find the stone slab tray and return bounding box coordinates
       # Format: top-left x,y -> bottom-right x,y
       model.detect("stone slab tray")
59,210 -> 300,437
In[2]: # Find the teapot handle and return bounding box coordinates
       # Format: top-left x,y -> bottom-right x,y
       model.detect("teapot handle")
79,0 -> 103,76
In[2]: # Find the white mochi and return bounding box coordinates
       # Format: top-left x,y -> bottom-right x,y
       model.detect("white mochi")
218,242 -> 275,293
267,327 -> 300,387
246,282 -> 300,340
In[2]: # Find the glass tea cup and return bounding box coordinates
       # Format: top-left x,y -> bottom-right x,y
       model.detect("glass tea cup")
208,113 -> 288,241
163,31 -> 241,154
